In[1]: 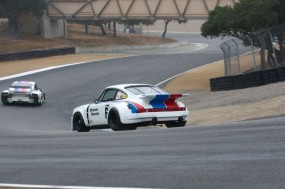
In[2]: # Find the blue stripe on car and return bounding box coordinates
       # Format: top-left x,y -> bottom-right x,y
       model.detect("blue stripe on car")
150,94 -> 169,109
127,102 -> 138,113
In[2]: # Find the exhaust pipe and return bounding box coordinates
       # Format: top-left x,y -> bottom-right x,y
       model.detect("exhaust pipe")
152,118 -> 158,126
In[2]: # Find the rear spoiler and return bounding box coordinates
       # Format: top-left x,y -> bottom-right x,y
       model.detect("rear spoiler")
128,93 -> 189,113
138,93 -> 189,101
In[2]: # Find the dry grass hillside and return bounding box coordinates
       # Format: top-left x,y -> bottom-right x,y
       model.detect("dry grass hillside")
0,23 -> 176,54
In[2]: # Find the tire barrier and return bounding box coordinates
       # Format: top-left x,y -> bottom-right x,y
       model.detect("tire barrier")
210,76 -> 234,91
232,74 -> 245,89
0,47 -> 75,62
278,66 -> 285,81
262,68 -> 280,85
210,66 -> 285,91
244,71 -> 264,88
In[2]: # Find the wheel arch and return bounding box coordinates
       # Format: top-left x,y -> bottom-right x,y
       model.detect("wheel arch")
108,103 -> 129,123
107,107 -> 119,121
72,111 -> 89,129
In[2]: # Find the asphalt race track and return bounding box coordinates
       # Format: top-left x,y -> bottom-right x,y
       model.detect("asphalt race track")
0,33 -> 284,189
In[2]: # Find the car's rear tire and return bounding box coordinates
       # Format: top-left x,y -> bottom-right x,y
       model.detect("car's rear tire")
73,113 -> 90,132
108,109 -> 124,131
38,98 -> 43,106
124,124 -> 137,130
165,121 -> 187,128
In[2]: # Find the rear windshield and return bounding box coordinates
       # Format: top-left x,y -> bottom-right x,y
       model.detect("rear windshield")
125,86 -> 165,95
10,86 -> 31,89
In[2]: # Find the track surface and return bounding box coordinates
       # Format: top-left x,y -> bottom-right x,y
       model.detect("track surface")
0,33 -> 284,189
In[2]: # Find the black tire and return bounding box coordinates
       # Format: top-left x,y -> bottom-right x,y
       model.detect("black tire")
165,121 -> 187,128
38,98 -> 43,106
73,113 -> 90,132
39,94 -> 46,106
1,93 -> 9,105
108,109 -> 124,131
2,101 -> 8,105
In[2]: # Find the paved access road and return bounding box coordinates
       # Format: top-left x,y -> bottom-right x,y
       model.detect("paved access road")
0,33 -> 284,189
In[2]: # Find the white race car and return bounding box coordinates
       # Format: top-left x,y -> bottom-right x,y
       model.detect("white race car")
71,84 -> 189,132
1,81 -> 45,106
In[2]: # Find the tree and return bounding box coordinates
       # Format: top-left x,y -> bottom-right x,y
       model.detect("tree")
119,19 -> 156,34
201,0 -> 280,39
201,0 -> 281,69
162,20 -> 170,38
0,0 -> 46,34
70,20 -> 108,35
161,19 -> 188,38
0,3 -> 5,18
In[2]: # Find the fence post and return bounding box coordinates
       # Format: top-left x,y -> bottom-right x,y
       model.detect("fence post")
231,39 -> 241,73
220,42 -> 231,76
266,29 -> 278,68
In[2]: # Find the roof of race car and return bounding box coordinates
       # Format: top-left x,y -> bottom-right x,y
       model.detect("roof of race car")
11,81 -> 35,87
106,84 -> 155,90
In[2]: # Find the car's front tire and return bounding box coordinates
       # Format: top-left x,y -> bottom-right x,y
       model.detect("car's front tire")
73,113 -> 90,132
165,121 -> 187,128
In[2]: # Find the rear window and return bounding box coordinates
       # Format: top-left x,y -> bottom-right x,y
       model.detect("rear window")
125,86 -> 165,95
10,86 -> 31,89
12,83 -> 33,88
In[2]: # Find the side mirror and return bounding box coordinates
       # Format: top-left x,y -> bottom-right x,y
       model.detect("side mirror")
94,99 -> 99,104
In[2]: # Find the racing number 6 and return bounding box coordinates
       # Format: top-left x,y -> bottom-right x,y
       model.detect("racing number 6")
105,105 -> 109,119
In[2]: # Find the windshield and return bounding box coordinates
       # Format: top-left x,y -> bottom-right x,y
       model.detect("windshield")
125,85 -> 166,95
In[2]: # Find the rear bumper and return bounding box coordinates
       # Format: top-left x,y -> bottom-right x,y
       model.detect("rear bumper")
122,110 -> 189,124
4,95 -> 38,104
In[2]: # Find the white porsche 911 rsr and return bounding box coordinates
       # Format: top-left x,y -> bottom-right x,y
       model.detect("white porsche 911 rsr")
71,84 -> 189,132
1,81 -> 45,106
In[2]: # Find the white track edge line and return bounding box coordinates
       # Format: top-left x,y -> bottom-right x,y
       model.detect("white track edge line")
0,183 -> 158,189
0,55 -> 134,81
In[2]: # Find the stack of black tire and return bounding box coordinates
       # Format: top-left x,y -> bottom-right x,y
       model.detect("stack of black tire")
210,66 -> 285,91
278,66 -> 285,81
210,76 -> 234,91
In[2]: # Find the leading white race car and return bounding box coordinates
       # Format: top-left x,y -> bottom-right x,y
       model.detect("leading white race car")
71,84 -> 189,132
1,81 -> 45,106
